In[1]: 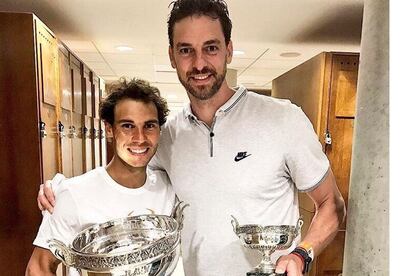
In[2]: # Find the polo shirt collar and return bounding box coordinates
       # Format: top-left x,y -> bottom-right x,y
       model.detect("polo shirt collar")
184,85 -> 248,121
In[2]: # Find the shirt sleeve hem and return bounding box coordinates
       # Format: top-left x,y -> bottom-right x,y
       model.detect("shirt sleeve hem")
298,166 -> 330,193
33,239 -> 49,250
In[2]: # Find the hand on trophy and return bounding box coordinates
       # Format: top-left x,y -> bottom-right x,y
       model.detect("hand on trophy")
231,216 -> 304,276
275,253 -> 304,276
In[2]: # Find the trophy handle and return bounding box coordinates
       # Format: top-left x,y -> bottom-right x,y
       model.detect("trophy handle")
47,239 -> 75,266
230,215 -> 239,234
295,217 -> 304,236
170,200 -> 189,231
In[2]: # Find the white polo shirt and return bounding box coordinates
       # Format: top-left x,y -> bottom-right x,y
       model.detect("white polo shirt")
150,86 -> 330,276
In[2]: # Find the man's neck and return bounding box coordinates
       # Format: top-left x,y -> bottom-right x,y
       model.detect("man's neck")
105,158 -> 147,189
189,83 -> 235,127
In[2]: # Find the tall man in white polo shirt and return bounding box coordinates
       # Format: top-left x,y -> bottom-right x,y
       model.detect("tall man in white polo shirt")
38,0 -> 346,275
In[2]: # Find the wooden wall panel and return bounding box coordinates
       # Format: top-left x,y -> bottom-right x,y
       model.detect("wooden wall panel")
314,231 -> 346,276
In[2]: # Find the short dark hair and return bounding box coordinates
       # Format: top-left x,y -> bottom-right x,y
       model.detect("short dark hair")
167,0 -> 232,47
100,78 -> 169,126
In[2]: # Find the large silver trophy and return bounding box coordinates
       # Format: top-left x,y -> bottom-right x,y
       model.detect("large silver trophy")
231,216 -> 303,276
48,201 -> 188,276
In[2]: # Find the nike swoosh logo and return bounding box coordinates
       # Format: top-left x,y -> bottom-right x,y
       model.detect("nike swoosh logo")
234,153 -> 251,162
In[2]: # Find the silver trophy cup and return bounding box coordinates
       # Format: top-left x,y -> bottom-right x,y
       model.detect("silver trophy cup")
48,201 -> 188,276
231,215 -> 303,276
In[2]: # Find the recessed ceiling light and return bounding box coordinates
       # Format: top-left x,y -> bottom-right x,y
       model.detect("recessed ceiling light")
280,52 -> 301,58
233,50 -> 245,56
116,45 -> 133,52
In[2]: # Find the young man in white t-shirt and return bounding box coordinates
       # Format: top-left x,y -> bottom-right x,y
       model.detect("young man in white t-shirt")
25,78 -> 176,276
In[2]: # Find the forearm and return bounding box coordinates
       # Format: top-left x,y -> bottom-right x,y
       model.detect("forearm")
25,263 -> 57,276
26,247 -> 59,276
301,195 -> 346,256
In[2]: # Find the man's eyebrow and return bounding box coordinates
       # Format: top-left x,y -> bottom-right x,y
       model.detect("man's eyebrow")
204,39 -> 221,45
116,119 -> 159,124
176,42 -> 192,48
117,119 -> 134,123
145,119 -> 159,124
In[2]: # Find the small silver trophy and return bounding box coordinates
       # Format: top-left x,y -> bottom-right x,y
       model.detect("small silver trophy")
231,215 -> 303,276
48,201 -> 188,276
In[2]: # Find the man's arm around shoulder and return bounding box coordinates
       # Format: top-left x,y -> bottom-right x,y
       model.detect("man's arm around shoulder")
26,246 -> 60,276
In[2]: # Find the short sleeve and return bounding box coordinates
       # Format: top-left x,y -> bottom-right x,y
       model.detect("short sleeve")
285,106 -> 330,191
33,185 -> 81,248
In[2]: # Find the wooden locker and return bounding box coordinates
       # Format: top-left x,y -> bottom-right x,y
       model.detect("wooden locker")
0,12 -> 60,274
71,54 -> 85,176
71,54 -> 83,115
1,12 -> 106,274
93,118 -> 101,167
36,18 -> 61,181
83,115 -> 94,172
100,120 -> 108,166
72,112 -> 84,176
58,44 -> 74,177
99,78 -> 108,166
82,66 -> 93,117
92,73 -> 100,119
272,52 -> 359,276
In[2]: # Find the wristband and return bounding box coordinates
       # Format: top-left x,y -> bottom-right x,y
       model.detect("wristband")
291,246 -> 313,274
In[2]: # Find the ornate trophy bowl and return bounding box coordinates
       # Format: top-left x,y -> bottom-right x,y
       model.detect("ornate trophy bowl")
231,215 -> 303,276
48,201 -> 188,276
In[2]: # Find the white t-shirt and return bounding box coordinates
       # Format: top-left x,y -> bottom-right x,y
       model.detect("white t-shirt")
150,86 -> 330,276
33,167 -> 176,275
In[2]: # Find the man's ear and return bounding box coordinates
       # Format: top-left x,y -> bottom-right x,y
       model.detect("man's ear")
105,122 -> 113,141
169,46 -> 176,69
226,40 -> 233,64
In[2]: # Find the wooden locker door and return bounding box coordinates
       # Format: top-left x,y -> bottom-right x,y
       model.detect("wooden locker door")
316,53 -> 359,276
71,55 -> 83,114
83,115 -> 93,172
59,45 -> 72,111
92,73 -> 99,119
324,54 -> 359,218
58,45 -> 73,177
39,104 -> 60,181
36,20 -> 60,181
60,111 -> 73,177
94,118 -> 101,167
100,120 -> 108,165
36,20 -> 58,106
83,67 -> 93,117
72,113 -> 84,176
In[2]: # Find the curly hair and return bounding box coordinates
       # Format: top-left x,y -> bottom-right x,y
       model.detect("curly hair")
99,78 -> 169,126
167,0 -> 232,47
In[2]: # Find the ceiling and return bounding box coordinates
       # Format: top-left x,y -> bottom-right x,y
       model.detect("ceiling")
0,0 -> 364,109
